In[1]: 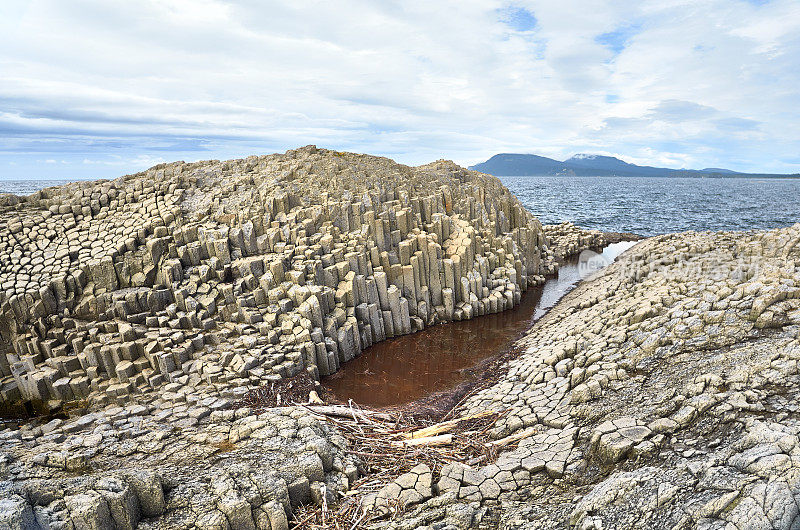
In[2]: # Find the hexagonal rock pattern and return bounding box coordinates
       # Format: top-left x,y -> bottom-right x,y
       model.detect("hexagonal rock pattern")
0,470 -> 164,529
367,463 -> 434,514
590,417 -> 653,463
0,147 -> 554,529
0,146 -> 548,412
6,147 -> 800,530
399,224 -> 800,529
1,405 -> 359,530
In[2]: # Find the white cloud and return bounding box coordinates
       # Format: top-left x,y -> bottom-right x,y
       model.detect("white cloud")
0,0 -> 798,179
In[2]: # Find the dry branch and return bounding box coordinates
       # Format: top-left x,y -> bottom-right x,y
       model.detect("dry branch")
390,434 -> 453,447
488,426 -> 538,448
302,404 -> 394,422
289,405 -> 507,528
399,410 -> 498,439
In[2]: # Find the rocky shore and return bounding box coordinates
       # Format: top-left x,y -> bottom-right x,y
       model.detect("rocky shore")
1,148 -> 798,529
385,225 -> 800,529
1,147 -> 549,528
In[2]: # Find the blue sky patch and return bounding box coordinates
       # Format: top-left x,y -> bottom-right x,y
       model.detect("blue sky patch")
595,23 -> 642,55
497,6 -> 537,32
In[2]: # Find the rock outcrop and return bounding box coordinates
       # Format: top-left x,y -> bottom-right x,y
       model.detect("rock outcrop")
1,406 -> 358,529
5,146 -> 799,529
386,224 -> 800,529
0,146 -> 547,411
0,147 -> 549,528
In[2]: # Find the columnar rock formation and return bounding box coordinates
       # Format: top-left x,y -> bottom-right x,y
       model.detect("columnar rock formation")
6,147 -> 797,529
1,405 -> 361,529
377,224 -> 800,529
0,148 -> 552,528
542,222 -> 609,260
0,145 -> 547,412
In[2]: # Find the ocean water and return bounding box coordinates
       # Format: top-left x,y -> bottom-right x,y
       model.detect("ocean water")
500,175 -> 800,236
3,177 -> 798,237
0,180 -> 75,195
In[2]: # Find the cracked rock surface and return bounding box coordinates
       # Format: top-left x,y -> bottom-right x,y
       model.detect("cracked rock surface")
1,405 -> 357,529
3,146 -> 799,529
396,224 -> 800,529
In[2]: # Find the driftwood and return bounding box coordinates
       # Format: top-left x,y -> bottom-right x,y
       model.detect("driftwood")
302,404 -> 394,422
399,410 -> 497,439
390,434 -> 453,447
288,405 -> 506,528
488,426 -> 538,448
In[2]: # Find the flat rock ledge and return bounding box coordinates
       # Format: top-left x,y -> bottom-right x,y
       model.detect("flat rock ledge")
1,405 -> 357,529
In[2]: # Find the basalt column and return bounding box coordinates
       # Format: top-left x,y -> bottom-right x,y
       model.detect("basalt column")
0,146 -> 550,411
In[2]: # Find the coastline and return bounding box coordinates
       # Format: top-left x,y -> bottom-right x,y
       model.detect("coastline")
1,149 -> 799,530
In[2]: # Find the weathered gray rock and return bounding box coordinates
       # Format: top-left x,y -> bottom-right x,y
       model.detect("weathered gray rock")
0,495 -> 38,530
65,491 -> 112,530
0,146 -> 547,420
119,470 -> 164,518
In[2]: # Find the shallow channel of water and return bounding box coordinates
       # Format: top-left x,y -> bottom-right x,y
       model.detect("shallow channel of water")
322,241 -> 637,407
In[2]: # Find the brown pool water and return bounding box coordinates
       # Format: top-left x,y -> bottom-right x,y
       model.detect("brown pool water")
0,399 -> 67,430
322,241 -> 636,407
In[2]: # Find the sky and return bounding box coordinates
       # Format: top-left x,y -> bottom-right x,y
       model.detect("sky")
1,0 -> 799,180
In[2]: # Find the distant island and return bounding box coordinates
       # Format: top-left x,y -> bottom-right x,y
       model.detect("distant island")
470,153 -> 800,178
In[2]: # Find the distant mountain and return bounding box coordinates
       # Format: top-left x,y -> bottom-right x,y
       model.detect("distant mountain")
701,168 -> 739,174
470,153 -> 798,178
469,154 -> 565,176
566,154 -> 633,171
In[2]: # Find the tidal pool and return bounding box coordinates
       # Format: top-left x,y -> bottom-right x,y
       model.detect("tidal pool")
322,241 -> 637,407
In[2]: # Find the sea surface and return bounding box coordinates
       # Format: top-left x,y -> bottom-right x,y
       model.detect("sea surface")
0,180 -> 76,195
500,175 -> 800,236
4,176 -> 798,236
